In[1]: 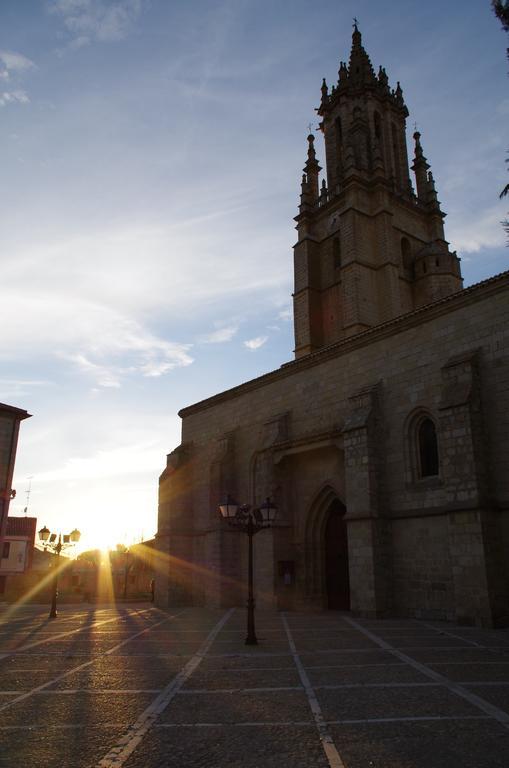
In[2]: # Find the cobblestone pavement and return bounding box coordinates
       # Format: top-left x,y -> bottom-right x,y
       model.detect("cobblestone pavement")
1,604 -> 509,767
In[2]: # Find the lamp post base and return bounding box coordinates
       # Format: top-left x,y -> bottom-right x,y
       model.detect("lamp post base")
245,635 -> 258,646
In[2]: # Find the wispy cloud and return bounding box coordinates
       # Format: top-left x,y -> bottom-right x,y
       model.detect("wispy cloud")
243,335 -> 268,350
0,51 -> 35,74
447,204 -> 507,254
0,379 -> 52,401
198,326 -> 238,344
49,0 -> 144,47
1,292 -> 193,388
0,90 -> 29,107
0,50 -> 34,106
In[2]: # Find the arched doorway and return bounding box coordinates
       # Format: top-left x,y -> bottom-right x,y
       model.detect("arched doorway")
324,499 -> 350,610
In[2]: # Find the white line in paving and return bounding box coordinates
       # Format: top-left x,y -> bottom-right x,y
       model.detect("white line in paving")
282,614 -> 347,768
152,714 -> 491,727
177,686 -> 304,694
95,608 -> 235,768
0,610 -> 185,713
6,689 -> 165,695
458,682 -> 509,686
432,661 -> 509,666
345,617 -> 509,729
417,620 -> 501,650
0,714 -> 493,732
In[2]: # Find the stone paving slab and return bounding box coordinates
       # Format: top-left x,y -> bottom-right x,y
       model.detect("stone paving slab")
376,635 -> 475,648
43,655 -> 186,688
182,668 -> 302,690
1,654 -> 83,670
328,720 -> 509,768
0,726 -> 126,768
124,725 -> 329,768
400,648 -> 509,663
24,638 -> 124,654
299,649 -> 396,666
294,640 -> 380,653
428,662 -> 509,682
0,670 -> 72,690
307,663 -> 430,686
0,691 -> 156,727
316,686 -> 480,720
160,690 -> 313,724
465,684 -> 509,715
200,654 -> 295,670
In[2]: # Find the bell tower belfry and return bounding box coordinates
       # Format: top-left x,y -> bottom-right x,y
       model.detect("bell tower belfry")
293,25 -> 463,359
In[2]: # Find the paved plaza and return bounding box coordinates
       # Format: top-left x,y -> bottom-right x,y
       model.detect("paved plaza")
0,605 -> 508,767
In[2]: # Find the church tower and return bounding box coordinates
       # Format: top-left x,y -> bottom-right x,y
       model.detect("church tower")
293,25 -> 463,358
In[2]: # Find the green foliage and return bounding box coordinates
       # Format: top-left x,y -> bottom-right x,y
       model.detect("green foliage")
492,1 -> 509,34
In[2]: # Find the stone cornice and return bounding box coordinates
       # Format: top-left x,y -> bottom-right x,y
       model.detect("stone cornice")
179,271 -> 509,418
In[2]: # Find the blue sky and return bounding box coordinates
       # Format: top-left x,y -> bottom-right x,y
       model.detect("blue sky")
2,0 -> 507,550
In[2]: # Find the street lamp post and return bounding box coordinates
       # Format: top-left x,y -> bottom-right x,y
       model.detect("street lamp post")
38,526 -> 81,619
218,495 -> 277,645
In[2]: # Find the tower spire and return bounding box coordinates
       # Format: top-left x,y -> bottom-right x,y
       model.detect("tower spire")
412,131 -> 430,202
303,133 -> 321,202
348,21 -> 376,85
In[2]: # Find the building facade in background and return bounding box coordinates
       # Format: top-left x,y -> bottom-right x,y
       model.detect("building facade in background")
156,28 -> 509,627
0,403 -> 31,595
0,516 -> 36,576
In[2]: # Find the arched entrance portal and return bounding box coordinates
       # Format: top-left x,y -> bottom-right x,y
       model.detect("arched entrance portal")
324,499 -> 350,610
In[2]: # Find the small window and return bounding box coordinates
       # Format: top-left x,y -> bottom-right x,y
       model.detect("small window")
2,542 -> 10,559
418,418 -> 439,477
333,236 -> 341,269
374,111 -> 382,140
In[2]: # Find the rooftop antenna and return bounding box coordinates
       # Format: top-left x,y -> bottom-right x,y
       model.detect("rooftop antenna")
23,475 -> 34,516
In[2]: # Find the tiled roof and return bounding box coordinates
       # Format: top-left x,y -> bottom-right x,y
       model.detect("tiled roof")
6,516 -> 37,537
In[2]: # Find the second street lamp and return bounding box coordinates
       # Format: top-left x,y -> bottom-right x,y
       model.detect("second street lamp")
38,526 -> 81,619
218,495 -> 277,645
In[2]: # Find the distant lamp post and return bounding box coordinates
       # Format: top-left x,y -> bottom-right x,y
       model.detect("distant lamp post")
218,495 -> 277,645
38,525 -> 81,619
116,544 -> 132,600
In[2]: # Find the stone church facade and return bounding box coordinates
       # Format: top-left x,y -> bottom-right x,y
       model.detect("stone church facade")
156,27 -> 509,627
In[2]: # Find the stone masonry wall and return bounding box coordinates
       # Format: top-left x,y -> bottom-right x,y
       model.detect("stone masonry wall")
159,275 -> 509,625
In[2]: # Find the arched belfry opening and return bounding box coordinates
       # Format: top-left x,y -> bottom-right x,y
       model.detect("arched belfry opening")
305,486 -> 350,610
324,499 -> 350,610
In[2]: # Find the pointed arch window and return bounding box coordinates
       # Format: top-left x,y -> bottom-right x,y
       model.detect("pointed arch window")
406,411 -> 441,483
374,111 -> 382,140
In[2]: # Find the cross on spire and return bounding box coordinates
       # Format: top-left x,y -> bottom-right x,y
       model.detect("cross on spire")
353,17 -> 359,29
